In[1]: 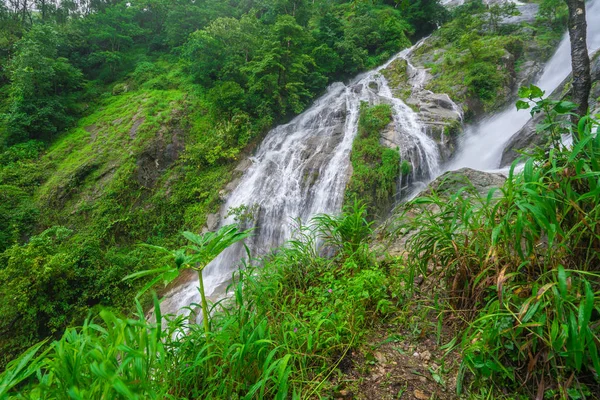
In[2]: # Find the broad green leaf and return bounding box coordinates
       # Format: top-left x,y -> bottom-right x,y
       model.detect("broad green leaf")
529,85 -> 544,99
516,100 -> 530,111
554,101 -> 578,114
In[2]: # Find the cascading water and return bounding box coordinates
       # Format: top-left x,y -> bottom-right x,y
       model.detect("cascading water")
158,44 -> 444,319
155,0 -> 600,317
446,0 -> 600,172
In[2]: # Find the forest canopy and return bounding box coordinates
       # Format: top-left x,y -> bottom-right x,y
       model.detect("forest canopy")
0,0 -> 448,147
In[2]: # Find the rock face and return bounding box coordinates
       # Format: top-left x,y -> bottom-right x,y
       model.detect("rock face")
136,109 -> 185,188
501,51 -> 600,165
424,167 -> 507,198
381,57 -> 463,164
382,168 -> 506,257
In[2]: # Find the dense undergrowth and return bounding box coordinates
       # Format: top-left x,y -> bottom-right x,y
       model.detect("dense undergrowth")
0,202 -> 409,398
393,91 -> 600,397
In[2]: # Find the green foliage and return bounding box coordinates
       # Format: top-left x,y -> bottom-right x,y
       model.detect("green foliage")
398,88 -> 600,396
313,200 -> 373,256
1,296 -> 175,399
345,103 -> 401,218
535,0 -> 568,56
417,0 -> 565,115
4,25 -> 83,144
462,267 -> 600,397
181,2 -> 416,122
0,185 -> 38,252
517,83 -> 578,149
1,204 -> 403,398
126,225 -> 252,337
0,226 -> 157,367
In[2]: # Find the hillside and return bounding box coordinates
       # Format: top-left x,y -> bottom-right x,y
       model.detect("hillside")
2,0 -> 600,398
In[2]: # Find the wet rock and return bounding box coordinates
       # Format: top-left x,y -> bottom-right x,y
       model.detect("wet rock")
381,58 -> 463,164
499,114 -> 543,166
426,168 -> 507,198
501,51 -> 600,166
206,213 -> 219,231
503,3 -> 540,25
515,60 -> 543,92
380,123 -> 399,149
352,84 -> 363,94
234,158 -> 252,174
136,131 -> 183,188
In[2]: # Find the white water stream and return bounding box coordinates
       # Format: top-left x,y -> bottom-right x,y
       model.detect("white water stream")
159,0 -> 600,319
446,0 -> 600,171
158,43 -> 445,319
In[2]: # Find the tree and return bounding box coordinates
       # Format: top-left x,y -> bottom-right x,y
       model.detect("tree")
4,25 -> 83,144
564,0 -> 590,121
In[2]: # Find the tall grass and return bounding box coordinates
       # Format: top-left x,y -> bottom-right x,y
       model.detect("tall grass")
399,88 -> 600,397
0,200 -> 403,399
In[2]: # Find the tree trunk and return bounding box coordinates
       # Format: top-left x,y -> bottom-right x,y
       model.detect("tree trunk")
565,0 -> 591,122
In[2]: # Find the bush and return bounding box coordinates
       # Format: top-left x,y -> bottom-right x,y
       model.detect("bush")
398,88 -> 600,396
345,103 -> 401,218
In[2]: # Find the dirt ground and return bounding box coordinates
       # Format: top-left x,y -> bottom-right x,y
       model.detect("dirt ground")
328,320 -> 462,400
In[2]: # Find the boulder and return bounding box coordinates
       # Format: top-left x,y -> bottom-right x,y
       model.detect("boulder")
381,57 -> 463,164
425,167 -> 507,198
380,168 -> 506,257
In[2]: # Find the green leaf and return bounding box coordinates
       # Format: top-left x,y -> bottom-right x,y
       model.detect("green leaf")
518,86 -> 532,99
0,340 -> 49,397
122,265 -> 174,281
554,101 -> 578,114
516,100 -> 530,111
529,85 -> 544,99
580,281 -> 594,332
557,266 -> 568,298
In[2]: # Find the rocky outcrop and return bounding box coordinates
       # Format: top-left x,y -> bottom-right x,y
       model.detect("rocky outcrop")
424,167 -> 507,198
381,58 -> 463,164
136,111 -> 184,188
382,168 -> 506,256
501,51 -> 600,165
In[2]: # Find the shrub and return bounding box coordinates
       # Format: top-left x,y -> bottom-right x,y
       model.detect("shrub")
398,88 -> 600,396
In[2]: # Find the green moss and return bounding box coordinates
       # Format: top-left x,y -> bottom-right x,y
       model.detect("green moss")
381,59 -> 412,100
444,119 -> 462,137
401,160 -> 412,175
420,2 -> 565,116
345,103 -> 400,219
381,59 -> 407,89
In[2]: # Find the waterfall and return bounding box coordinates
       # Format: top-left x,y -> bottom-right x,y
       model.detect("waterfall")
446,0 -> 600,172
158,43 -> 443,319
156,0 -> 600,318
